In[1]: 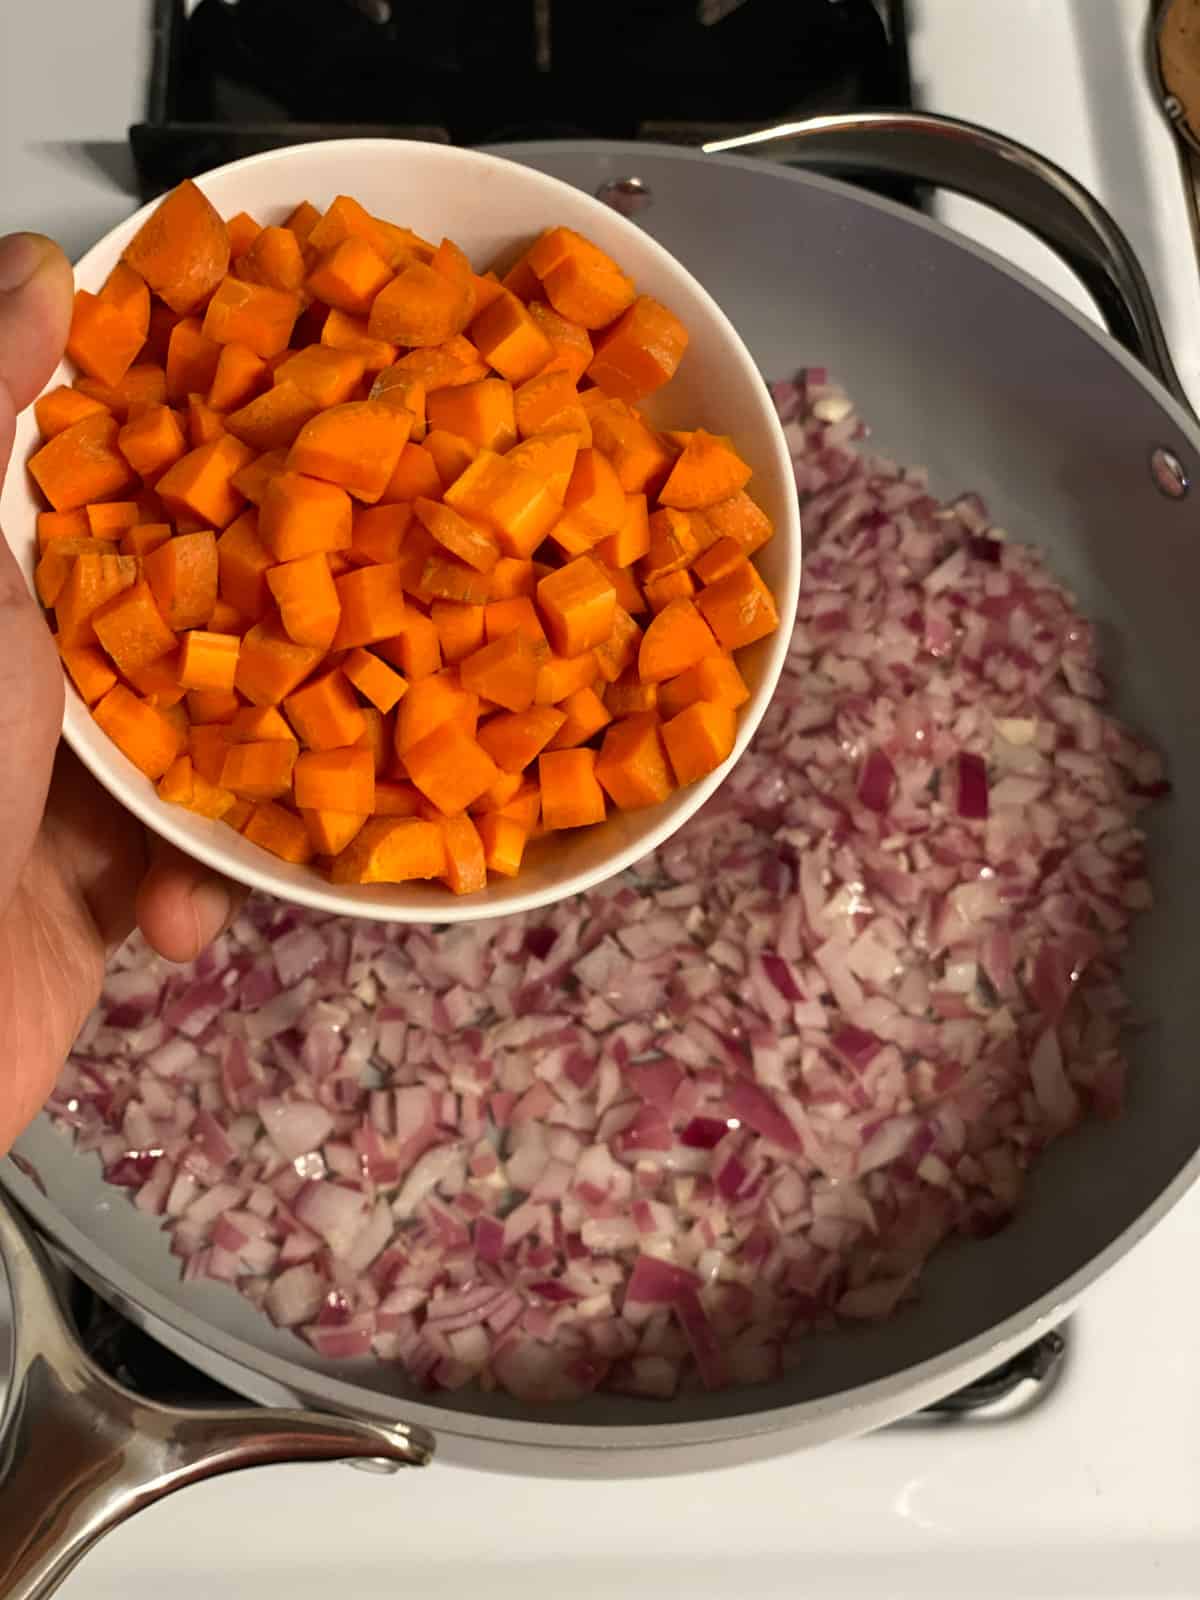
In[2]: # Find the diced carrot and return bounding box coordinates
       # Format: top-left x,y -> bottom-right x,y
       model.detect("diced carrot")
175,629 -> 239,692
235,617 -> 326,707
472,769 -> 524,814
266,552 -> 341,649
320,307 -> 396,373
224,380 -> 319,452
413,496 -> 499,574
217,509 -> 274,616
228,449 -> 287,510
189,724 -> 232,784
469,270 -> 505,317
221,738 -> 298,801
144,302 -> 181,366
126,649 -> 186,709
458,630 -> 539,713
370,367 -> 426,435
92,578 -> 176,675
329,816 -> 444,883
530,229 -> 635,329
658,430 -> 753,510
662,699 -> 737,785
430,599 -> 486,666
486,557 -> 536,600
476,812 -> 526,877
533,648 -> 598,707
378,611 -> 442,681
695,559 -> 780,651
587,295 -> 689,403
512,370 -> 589,444
419,551 -> 490,604
331,562 -> 408,649
643,568 -> 695,613
306,236 -> 394,316
438,811 -> 487,895
53,550 -> 134,643
116,404 -> 187,479
701,489 -> 774,556
187,687 -> 241,723
221,796 -> 255,832
469,289 -> 552,384
538,747 -> 606,827
202,275 -> 300,359
348,503 -> 411,568
187,394 -> 226,447
76,363 -> 168,423
604,670 -> 657,718
303,808 -> 367,857
156,434 -> 254,529
657,654 -> 750,719
122,179 -> 229,315
691,536 -> 747,585
544,684 -> 611,750
343,646 -> 407,712
37,509 -> 91,552
536,555 -> 616,657
419,429 -> 475,495
404,721 -> 499,815
238,225 -> 307,295
143,529 -> 219,629
36,536 -> 111,609
595,556 -> 645,619
293,746 -> 375,813
593,604 -> 642,684
355,706 -> 388,776
505,430 -> 580,505
35,386 -> 109,439
595,713 -> 674,809
368,259 -> 472,348
274,346 -> 365,410
29,414 -> 134,511
441,449 -> 558,559
66,287 -> 147,390
589,403 -> 673,496
226,211 -> 262,259
391,339 -> 489,396
425,378 -> 517,454
230,705 -> 296,745
243,800 -> 314,864
381,441 -> 442,503
208,598 -> 245,635
207,343 -> 268,412
483,595 -> 547,651
374,779 -> 422,816
157,753 -> 194,805
287,400 -> 411,504
640,507 -> 703,582
93,684 -> 183,779
637,597 -> 719,684
58,639 -> 118,705
526,301 -> 593,384
500,252 -> 541,302
165,318 -> 224,402
393,671 -> 477,756
559,448 -> 624,547
84,501 -> 139,538
476,705 -> 566,772
284,667 -> 365,750
259,470 -> 353,561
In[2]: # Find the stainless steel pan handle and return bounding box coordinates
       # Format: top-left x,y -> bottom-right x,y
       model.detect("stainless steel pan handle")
0,1196 -> 434,1600
704,111 -> 1193,417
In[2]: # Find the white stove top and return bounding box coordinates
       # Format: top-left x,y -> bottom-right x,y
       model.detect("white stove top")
3,2 -> 1198,1594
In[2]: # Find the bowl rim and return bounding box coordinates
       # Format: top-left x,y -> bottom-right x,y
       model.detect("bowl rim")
35,137 -> 802,922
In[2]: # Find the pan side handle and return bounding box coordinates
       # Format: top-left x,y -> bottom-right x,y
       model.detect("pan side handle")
0,1197 -> 434,1600
704,111 -> 1193,418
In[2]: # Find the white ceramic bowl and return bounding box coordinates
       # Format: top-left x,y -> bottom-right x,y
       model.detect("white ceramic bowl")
4,139 -> 801,922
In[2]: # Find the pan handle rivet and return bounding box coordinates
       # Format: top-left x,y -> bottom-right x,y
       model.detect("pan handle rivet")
596,177 -> 653,217
1150,446 -> 1189,498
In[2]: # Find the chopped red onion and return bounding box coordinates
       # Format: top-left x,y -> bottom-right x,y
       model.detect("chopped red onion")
57,370 -> 1163,1404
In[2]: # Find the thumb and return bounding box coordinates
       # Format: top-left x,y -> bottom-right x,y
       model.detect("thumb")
0,234 -> 74,476
0,233 -> 74,907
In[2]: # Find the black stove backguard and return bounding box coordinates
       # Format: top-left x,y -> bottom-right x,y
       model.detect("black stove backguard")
130,0 -> 917,203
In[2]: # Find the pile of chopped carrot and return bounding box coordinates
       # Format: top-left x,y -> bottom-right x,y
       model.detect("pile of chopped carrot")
28,181 -> 780,894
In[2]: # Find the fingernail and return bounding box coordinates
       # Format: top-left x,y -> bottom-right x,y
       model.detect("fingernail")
0,234 -> 54,294
190,878 -> 233,944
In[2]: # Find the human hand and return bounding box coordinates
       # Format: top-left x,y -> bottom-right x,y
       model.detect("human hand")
0,232 -> 242,1155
